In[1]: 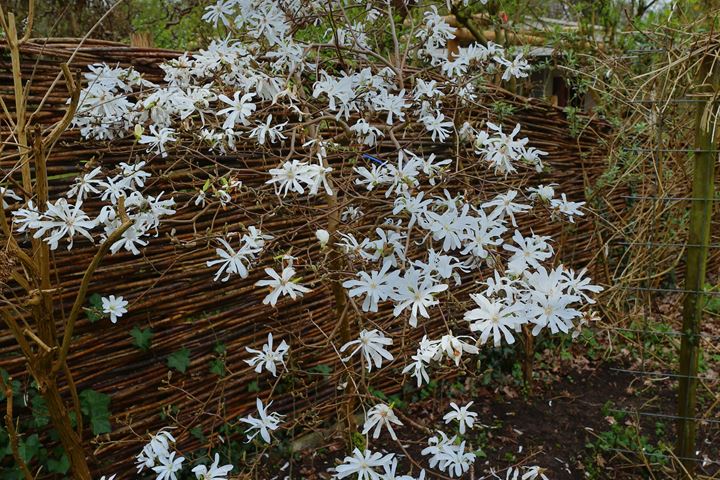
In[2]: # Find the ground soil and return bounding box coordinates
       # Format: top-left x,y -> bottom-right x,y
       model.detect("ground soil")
270,359 -> 719,480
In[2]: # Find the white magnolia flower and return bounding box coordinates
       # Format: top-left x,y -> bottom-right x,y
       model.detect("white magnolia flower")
464,293 -> 523,347
391,269 -> 448,327
506,466 -> 550,480
152,451 -> 184,480
342,263 -> 399,313
1,187 -> 22,209
245,333 -> 289,377
206,237 -> 255,282
340,329 -> 393,371
482,190 -> 531,227
438,333 -> 479,366
191,453 -> 234,480
551,193 -> 585,223
402,353 -> 431,388
315,228 -> 330,247
362,403 -> 403,440
443,401 -> 477,434
255,266 -> 311,306
66,166 -> 103,202
421,111 -> 454,142
240,397 -> 284,443
495,52 -> 531,81
26,198 -> 96,250
139,125 -> 176,157
202,0 -> 234,28
249,114 -> 287,145
101,295 -> 128,323
334,448 -> 394,480
217,91 -> 257,129
421,431 -> 475,478
136,429 -> 178,474
527,184 -> 556,202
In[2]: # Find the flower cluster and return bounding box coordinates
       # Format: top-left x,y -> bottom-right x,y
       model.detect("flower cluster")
34,1 -> 606,478
12,162 -> 175,252
134,429 -> 233,480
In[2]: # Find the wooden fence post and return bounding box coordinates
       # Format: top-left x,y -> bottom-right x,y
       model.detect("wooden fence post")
676,49 -> 719,478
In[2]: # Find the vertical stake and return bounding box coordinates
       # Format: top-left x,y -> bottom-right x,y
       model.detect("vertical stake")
676,51 -> 719,478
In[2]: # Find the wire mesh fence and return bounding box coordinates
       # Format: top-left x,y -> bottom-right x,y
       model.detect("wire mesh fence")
599,45 -> 720,477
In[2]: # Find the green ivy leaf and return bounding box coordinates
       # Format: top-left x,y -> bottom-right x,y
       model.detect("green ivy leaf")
247,380 -> 259,393
18,434 -> 41,463
167,348 -> 191,373
31,394 -> 49,428
130,326 -> 153,351
46,452 -> 70,474
209,358 -> 225,377
79,389 -> 112,435
190,427 -> 206,443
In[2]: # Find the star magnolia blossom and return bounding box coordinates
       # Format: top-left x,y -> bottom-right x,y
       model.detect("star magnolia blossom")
254,265 -> 311,306
334,448 -> 395,480
245,333 -> 289,377
240,397 -> 284,444
362,403 -> 404,440
442,401 -> 478,434
340,329 -> 394,371
191,453 -> 234,480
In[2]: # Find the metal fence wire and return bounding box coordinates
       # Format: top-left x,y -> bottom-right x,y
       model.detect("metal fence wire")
604,47 -> 720,477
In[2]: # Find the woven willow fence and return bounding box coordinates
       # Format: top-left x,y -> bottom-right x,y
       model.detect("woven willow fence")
1,39 -> 622,474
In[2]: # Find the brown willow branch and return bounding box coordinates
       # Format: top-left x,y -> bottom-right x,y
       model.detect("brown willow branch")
0,375 -> 33,480
0,309 -> 35,361
0,194 -> 39,280
43,64 -> 79,151
53,198 -> 133,375
18,0 -> 34,44
1,11 -> 31,193
63,361 -> 84,439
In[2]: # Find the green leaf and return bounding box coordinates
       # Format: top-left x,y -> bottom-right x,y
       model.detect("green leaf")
18,434 -> 41,463
190,427 -> 206,443
79,389 -> 112,435
47,452 -> 70,474
86,293 -> 104,323
130,326 -> 153,351
31,394 -> 49,428
247,381 -> 259,393
209,358 -> 225,377
89,293 -> 103,308
167,348 -> 191,373
308,364 -> 331,378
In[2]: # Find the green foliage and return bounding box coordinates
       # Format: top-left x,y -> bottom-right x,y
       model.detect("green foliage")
490,101 -> 517,122
210,359 -> 226,377
129,0 -> 215,50
80,389 -> 112,435
585,402 -> 669,476
86,293 -> 104,323
167,348 -> 191,373
307,364 -> 332,378
30,395 -> 49,428
704,283 -> 720,314
130,326 -> 153,351
351,431 -> 366,451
